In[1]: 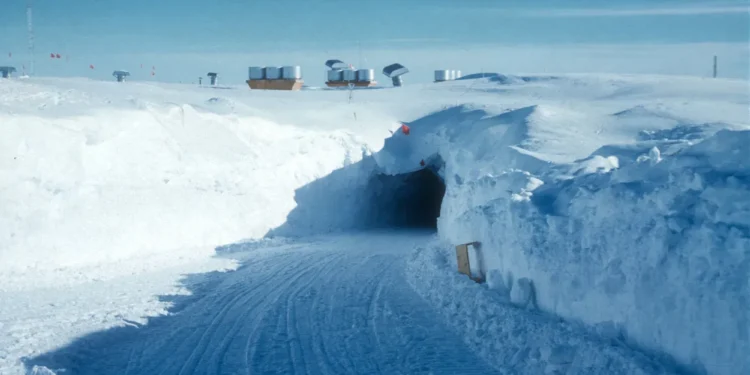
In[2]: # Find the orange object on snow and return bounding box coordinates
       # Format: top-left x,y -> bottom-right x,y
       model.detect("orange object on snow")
401,124 -> 410,135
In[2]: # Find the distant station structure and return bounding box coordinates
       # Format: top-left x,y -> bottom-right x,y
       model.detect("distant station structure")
325,59 -> 377,88
207,72 -> 219,86
435,69 -> 462,82
382,63 -> 409,87
0,66 -> 16,78
112,70 -> 130,82
246,65 -> 303,91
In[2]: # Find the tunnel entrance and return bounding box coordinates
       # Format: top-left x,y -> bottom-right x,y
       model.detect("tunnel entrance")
265,156 -> 448,237
369,166 -> 446,230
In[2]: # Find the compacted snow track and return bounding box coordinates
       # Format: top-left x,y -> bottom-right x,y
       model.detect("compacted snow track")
29,231 -> 498,374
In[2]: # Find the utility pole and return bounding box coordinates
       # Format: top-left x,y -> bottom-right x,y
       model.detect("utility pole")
713,55 -> 717,78
27,0 -> 34,76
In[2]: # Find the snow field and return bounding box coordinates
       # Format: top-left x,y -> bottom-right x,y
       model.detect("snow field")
1,74 -> 748,374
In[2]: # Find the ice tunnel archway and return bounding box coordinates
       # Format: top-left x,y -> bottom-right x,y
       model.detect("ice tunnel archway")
267,156 -> 448,236
366,165 -> 446,229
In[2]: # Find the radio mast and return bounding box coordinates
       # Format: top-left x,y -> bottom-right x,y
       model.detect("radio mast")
27,0 -> 34,76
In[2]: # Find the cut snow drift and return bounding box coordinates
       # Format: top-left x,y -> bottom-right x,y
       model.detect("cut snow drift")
274,75 -> 749,374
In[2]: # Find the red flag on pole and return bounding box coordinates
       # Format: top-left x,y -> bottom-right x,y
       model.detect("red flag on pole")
401,124 -> 411,135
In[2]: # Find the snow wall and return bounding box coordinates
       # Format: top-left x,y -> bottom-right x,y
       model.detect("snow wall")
273,102 -> 749,374
393,113 -> 748,374
0,83 -> 371,275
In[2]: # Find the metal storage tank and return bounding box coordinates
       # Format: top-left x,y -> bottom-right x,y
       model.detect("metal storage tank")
449,70 -> 458,80
356,69 -> 375,82
327,69 -> 343,82
249,66 -> 264,80
342,69 -> 357,81
455,70 -> 462,79
281,65 -> 302,80
434,70 -> 450,82
264,67 -> 281,80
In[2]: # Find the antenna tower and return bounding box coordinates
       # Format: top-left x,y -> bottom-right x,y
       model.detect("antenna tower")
27,0 -> 35,75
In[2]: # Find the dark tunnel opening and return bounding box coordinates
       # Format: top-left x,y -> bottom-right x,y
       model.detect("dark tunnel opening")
265,156 -> 449,237
370,166 -> 446,230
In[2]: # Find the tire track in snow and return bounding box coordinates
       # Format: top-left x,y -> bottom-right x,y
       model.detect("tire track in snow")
28,232 -> 499,374
206,250 -> 340,375
245,249 -> 344,374
145,250 -> 322,375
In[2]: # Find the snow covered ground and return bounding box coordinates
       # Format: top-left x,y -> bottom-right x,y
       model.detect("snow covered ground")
1,73 -> 748,374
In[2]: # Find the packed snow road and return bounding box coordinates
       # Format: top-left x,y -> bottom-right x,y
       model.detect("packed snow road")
29,231 -> 498,374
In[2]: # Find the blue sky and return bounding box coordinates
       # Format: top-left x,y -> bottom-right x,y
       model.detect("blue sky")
0,0 -> 747,84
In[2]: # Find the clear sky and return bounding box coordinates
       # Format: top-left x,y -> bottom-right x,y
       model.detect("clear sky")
0,0 -> 748,85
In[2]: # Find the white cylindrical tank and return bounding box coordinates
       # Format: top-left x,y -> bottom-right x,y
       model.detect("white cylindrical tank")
327,69 -> 343,82
249,66 -> 264,80
434,70 -> 450,82
356,69 -> 375,82
281,65 -> 302,80
449,70 -> 458,80
455,70 -> 462,79
342,69 -> 357,81
264,67 -> 281,80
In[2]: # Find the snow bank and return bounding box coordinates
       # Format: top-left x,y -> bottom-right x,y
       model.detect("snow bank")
405,240 -> 678,374
366,76 -> 749,374
0,79 -> 372,276
437,129 -> 750,375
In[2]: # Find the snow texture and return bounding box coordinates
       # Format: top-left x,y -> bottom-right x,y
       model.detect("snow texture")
406,240 -> 680,374
1,73 -> 748,375
25,232 -> 502,375
275,74 -> 749,374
